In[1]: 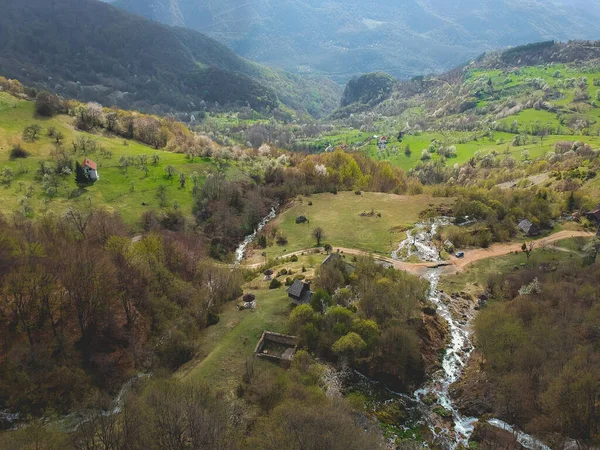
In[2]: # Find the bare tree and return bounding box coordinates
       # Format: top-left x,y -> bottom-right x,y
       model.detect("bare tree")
312,227 -> 325,247
521,241 -> 535,261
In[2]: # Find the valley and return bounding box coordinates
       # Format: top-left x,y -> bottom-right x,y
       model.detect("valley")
0,3 -> 599,448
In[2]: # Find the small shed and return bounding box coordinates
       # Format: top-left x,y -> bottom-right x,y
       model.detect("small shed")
82,158 -> 99,181
254,331 -> 299,368
518,219 -> 539,237
286,280 -> 313,305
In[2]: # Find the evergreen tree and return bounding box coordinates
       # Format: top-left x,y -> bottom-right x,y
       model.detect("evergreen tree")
567,192 -> 576,212
75,162 -> 88,186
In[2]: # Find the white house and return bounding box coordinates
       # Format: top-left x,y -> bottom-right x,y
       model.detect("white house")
82,158 -> 99,181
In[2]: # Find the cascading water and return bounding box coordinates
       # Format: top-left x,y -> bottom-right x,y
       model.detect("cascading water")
392,218 -> 477,448
392,218 -> 450,262
391,218 -> 552,450
234,206 -> 277,265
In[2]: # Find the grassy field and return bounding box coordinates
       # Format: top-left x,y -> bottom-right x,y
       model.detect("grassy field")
258,191 -> 453,259
0,96 -> 219,224
178,255 -> 319,391
440,244 -> 586,295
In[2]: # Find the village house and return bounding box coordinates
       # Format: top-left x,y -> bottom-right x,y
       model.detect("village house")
518,219 -> 539,237
286,279 -> 313,305
82,158 -> 99,181
585,208 -> 600,223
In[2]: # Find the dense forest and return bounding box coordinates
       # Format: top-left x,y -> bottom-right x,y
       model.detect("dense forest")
0,0 -> 341,117
473,260 -> 600,447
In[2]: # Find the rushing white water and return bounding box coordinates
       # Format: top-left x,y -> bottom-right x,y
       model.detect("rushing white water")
392,218 -> 477,448
234,207 -> 277,265
487,419 -> 552,450
414,268 -> 477,449
392,218 -> 450,262
393,219 -> 551,449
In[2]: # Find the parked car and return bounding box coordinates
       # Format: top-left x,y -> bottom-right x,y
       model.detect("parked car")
455,251 -> 465,258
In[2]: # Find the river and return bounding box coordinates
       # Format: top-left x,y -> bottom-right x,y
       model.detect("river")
386,219 -> 552,449
234,206 -> 277,265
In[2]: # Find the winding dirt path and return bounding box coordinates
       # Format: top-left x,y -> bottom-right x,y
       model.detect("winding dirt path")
242,230 -> 593,275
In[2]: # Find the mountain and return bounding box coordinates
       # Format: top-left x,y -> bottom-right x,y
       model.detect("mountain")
0,0 -> 341,117
112,0 -> 600,83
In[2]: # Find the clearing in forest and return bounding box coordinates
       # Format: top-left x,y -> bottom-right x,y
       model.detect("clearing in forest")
253,191 -> 453,260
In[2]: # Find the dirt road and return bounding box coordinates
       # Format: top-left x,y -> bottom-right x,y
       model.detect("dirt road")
452,230 -> 593,271
243,230 -> 593,276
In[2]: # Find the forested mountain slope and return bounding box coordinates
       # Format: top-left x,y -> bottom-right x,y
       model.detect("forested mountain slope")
0,0 -> 341,117
113,0 -> 600,82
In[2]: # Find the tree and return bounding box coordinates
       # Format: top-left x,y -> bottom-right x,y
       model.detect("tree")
23,124 -> 42,142
54,131 -> 65,145
332,332 -> 367,362
119,156 -> 131,173
157,185 -> 168,207
75,163 -> 89,186
323,243 -> 332,254
521,241 -> 535,261
404,144 -> 412,156
35,92 -> 63,117
312,227 -> 325,246
164,165 -> 176,178
151,153 -> 160,165
178,172 -> 186,188
567,192 -> 576,212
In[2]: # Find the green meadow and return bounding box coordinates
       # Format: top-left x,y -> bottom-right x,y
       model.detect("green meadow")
261,191 -> 453,259
0,95 -> 218,224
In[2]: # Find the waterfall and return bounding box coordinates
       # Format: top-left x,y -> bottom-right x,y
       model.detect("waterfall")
234,206 -> 277,265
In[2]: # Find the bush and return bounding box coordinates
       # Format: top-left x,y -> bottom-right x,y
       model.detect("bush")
290,255 -> 298,262
35,92 -> 64,117
276,233 -> 288,246
269,278 -> 282,289
279,269 -> 288,276
285,277 -> 294,286
207,312 -> 220,326
157,330 -> 195,370
9,144 -> 29,160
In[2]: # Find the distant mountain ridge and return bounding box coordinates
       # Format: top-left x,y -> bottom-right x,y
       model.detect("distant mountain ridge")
0,0 -> 341,117
112,0 -> 600,83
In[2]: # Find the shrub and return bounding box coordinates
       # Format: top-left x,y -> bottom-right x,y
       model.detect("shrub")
257,234 -> 267,248
156,330 -> 195,370
290,255 -> 298,262
207,312 -> 220,326
276,233 -> 288,246
9,144 -> 29,160
285,277 -> 294,286
279,269 -> 288,276
269,278 -> 282,289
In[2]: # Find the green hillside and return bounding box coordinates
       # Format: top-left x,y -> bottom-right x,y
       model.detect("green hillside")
0,93 -> 217,224
298,44 -> 600,172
